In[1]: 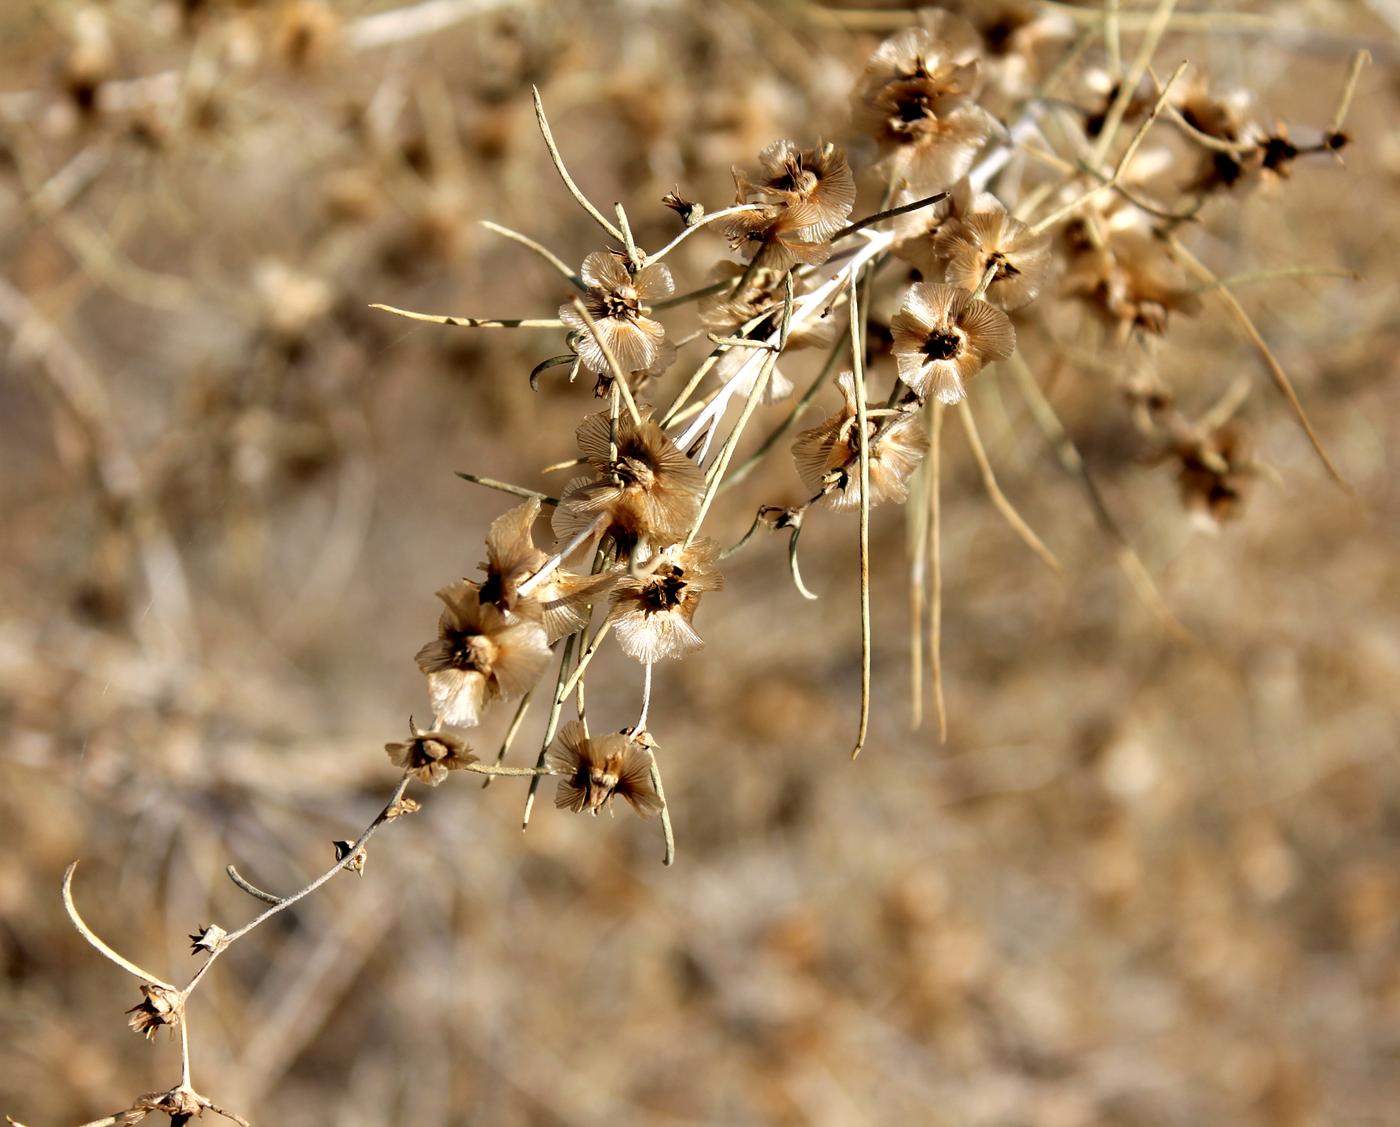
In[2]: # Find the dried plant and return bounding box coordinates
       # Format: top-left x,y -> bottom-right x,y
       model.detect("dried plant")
3,2 -> 1380,1121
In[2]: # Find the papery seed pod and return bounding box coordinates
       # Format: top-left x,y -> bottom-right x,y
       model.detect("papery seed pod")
553,409 -> 703,556
559,251 -> 674,375
546,721 -> 661,817
853,18 -> 996,193
188,924 -> 228,956
477,497 -> 611,640
792,373 -> 929,510
1061,228 -> 1201,337
715,203 -> 834,271
890,282 -> 1016,402
935,206 -> 1052,311
126,984 -> 184,1041
742,140 -> 856,240
607,538 -> 724,664
385,721 -> 478,785
415,581 -> 551,727
127,1086 -> 204,1127
1171,422 -> 1254,526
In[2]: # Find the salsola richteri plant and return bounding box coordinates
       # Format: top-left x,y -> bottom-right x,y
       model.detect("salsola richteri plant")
52,6 -> 1370,1122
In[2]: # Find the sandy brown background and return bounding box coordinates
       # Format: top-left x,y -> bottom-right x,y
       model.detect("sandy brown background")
1,2 -> 1398,1124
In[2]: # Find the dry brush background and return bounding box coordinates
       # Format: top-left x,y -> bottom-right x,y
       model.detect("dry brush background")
1,1 -> 1399,1124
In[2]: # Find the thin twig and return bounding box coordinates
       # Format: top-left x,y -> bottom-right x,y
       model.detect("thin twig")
479,220 -> 585,288
1167,234 -> 1348,490
830,191 -> 948,243
518,513 -> 607,597
646,745 -> 676,867
522,632 -> 580,829
787,522 -> 820,601
1007,351 -> 1190,640
1029,60 -> 1187,237
567,297 -> 644,427
649,204 -> 767,263
181,777 -> 413,997
929,402 -> 947,745
482,690 -> 533,789
720,337 -> 845,493
455,472 -> 559,506
225,866 -> 283,906
720,507 -> 767,560
957,399 -> 1063,574
62,863 -> 176,989
531,354 -> 577,391
1327,49 -> 1371,137
532,86 -> 625,242
1089,0 -> 1179,168
848,274 -> 872,760
370,304 -> 563,329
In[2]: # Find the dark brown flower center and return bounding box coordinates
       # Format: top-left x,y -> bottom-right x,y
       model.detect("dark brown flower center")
602,286 -> 639,320
614,452 -> 658,490
895,93 -> 931,124
991,252 -> 1021,280
923,330 -> 963,360
450,631 -> 497,673
772,156 -> 818,195
641,566 -> 687,613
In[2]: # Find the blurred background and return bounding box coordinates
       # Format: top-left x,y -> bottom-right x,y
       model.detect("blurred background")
1,1 -> 1398,1124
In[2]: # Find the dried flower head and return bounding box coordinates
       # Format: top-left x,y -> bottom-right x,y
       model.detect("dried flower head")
414,581 -> 551,727
662,188 -> 703,225
554,409 -> 704,554
1173,77 -> 1262,192
546,721 -> 662,817
125,1086 -> 205,1126
559,251 -> 674,375
700,261 -> 837,352
188,924 -> 228,956
1061,228 -> 1201,337
126,984 -> 184,1041
792,373 -> 929,510
934,206 -> 1052,310
716,201 -> 834,271
1171,422 -> 1254,525
739,140 -> 856,240
385,720 -> 478,785
607,538 -> 724,663
478,497 -> 609,641
890,176 -> 981,271
890,282 -> 1016,402
854,19 -> 996,192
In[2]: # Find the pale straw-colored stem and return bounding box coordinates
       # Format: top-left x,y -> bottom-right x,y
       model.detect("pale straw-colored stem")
646,743 -> 676,867
1167,234 -> 1349,491
1029,60 -> 1187,237
183,775 -> 412,997
532,86 -> 624,243
518,513 -> 607,598
648,204 -> 767,264
929,402 -> 947,745
957,398 -> 1062,574
636,661 -> 653,733
479,220 -> 584,289
522,631 -> 580,830
62,863 -> 177,989
849,274 -> 872,760
1089,0 -> 1179,167
566,297 -> 644,427
369,304 -> 563,329
1327,49 -> 1371,137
